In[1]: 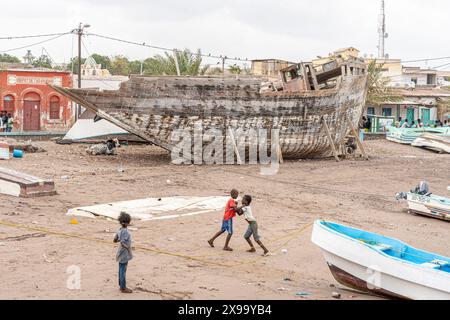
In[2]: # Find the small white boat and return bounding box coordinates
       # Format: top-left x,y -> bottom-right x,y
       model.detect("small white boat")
397,182 -> 450,222
411,133 -> 450,154
402,193 -> 450,221
311,220 -> 450,300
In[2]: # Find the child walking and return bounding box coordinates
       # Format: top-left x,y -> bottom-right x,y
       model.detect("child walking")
114,212 -> 133,293
208,189 -> 239,251
239,195 -> 269,256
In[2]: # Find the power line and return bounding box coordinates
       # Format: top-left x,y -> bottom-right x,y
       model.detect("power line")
402,56 -> 450,63
86,32 -> 249,62
432,61 -> 450,70
0,32 -> 71,40
0,32 -> 71,54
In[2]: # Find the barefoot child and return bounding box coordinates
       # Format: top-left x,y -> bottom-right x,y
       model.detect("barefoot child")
208,189 -> 239,251
113,212 -> 133,293
239,195 -> 269,256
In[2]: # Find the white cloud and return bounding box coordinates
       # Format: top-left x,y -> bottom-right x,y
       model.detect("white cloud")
0,0 -> 448,69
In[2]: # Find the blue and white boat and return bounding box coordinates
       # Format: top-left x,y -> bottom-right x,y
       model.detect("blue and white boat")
397,183 -> 450,222
311,220 -> 450,300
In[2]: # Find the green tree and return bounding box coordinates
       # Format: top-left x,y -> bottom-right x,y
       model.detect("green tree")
110,55 -> 131,75
228,64 -> 241,74
91,53 -> 111,70
129,60 -> 143,75
366,60 -> 401,105
143,49 -> 203,76
66,57 -> 86,74
32,55 -> 53,68
0,53 -> 21,63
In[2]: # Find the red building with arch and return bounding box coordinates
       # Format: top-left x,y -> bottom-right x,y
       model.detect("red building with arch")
0,68 -> 73,131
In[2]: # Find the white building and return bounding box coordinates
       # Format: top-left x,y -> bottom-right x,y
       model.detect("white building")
363,58 -> 450,127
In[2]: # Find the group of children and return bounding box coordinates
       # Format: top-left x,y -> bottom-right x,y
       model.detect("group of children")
0,111 -> 13,132
396,117 -> 448,129
113,189 -> 268,294
207,189 -> 269,256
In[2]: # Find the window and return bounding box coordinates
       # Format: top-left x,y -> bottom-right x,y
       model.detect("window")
382,108 -> 392,117
3,95 -> 15,114
49,96 -> 60,120
367,107 -> 375,115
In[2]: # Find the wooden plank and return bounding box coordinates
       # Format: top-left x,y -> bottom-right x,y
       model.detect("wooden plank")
277,144 -> 284,164
346,116 -> 369,160
322,117 -> 340,162
0,167 -> 56,197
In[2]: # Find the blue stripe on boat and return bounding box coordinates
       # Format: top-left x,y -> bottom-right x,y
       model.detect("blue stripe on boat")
319,221 -> 450,273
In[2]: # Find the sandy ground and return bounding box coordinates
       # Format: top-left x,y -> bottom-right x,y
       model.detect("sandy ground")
0,139 -> 448,300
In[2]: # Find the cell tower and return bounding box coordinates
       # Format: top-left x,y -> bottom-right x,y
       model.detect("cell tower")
377,0 -> 388,59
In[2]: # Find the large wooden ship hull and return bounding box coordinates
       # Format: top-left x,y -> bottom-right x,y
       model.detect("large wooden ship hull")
52,68 -> 368,160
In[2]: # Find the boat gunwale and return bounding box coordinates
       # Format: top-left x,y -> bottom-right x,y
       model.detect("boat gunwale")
315,220 -> 450,276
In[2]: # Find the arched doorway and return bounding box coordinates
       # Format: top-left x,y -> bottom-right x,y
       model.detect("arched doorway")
23,92 -> 41,131
3,95 -> 15,115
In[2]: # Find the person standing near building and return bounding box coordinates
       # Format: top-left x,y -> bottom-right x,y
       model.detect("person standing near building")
6,113 -> 14,132
0,111 -> 8,132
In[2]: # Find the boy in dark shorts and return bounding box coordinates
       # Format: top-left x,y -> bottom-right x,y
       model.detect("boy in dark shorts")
239,195 -> 269,256
113,212 -> 133,293
208,189 -> 238,251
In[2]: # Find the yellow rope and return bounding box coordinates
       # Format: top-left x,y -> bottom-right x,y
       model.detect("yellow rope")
0,220 -> 230,267
0,220 -> 313,268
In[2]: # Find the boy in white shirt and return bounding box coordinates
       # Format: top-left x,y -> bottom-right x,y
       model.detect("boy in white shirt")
238,195 -> 269,256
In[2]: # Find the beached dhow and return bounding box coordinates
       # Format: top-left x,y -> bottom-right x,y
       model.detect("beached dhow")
311,220 -> 450,300
51,56 -> 368,161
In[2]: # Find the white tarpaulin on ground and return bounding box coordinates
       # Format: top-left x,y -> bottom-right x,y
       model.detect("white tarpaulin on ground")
67,196 -> 229,221
63,118 -> 128,141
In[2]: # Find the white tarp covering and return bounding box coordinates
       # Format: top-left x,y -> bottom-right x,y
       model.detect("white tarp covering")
67,196 -> 229,221
63,118 -> 128,141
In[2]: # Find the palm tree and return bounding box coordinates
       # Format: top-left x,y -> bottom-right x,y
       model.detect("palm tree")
143,49 -> 203,76
366,60 -> 401,105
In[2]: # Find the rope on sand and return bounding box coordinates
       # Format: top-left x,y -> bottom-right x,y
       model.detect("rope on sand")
0,220 -> 313,268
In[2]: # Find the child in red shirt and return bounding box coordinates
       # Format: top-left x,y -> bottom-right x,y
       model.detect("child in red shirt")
208,189 -> 238,251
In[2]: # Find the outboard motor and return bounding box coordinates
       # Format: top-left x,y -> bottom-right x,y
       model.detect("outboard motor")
412,181 -> 430,196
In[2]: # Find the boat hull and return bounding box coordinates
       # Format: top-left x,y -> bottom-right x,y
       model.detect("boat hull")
311,221 -> 450,300
406,193 -> 450,221
52,73 -> 368,160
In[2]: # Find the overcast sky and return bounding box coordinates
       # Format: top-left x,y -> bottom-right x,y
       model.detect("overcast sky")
1,0 -> 449,69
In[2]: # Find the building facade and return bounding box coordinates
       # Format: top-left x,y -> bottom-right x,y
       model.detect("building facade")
363,58 -> 450,128
81,56 -> 111,77
0,69 -> 73,131
365,88 -> 450,127
251,59 -> 295,78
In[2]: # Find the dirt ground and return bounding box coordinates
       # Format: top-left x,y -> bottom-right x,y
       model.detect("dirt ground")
0,139 -> 448,300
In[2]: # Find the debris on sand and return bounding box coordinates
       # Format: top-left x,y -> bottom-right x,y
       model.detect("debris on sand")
295,292 -> 311,297
3,139 -> 46,153
0,167 -> 56,197
332,292 -> 341,299
67,196 -> 228,221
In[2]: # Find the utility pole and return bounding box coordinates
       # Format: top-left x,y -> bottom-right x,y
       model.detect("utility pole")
221,56 -> 226,75
377,0 -> 388,59
140,59 -> 144,75
173,49 -> 181,76
77,23 -> 82,90
74,23 -> 90,120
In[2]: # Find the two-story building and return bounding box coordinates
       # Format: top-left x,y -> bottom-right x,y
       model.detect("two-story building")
0,68 -> 73,131
364,58 -> 449,126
